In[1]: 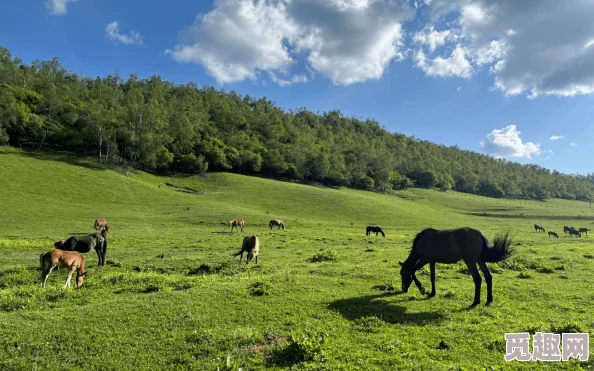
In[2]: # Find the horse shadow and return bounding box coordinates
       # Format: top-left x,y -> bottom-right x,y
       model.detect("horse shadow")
327,292 -> 446,326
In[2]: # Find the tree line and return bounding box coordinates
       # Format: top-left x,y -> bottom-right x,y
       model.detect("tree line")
1,46 -> 593,201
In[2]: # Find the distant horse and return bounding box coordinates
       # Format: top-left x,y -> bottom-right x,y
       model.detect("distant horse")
269,219 -> 285,231
40,249 -> 87,288
57,228 -> 109,266
534,224 -> 545,233
578,228 -> 590,236
366,226 -> 385,237
563,226 -> 572,234
399,227 -> 513,307
548,231 -> 559,238
228,219 -> 244,233
94,218 -> 109,232
569,229 -> 582,238
233,235 -> 260,264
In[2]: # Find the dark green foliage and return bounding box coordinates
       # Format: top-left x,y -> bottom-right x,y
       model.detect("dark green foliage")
1,45 -> 593,200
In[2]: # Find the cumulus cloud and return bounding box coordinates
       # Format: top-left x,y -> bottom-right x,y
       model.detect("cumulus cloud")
480,125 -> 541,158
45,0 -> 77,15
106,21 -> 143,45
166,0 -> 414,85
414,45 -> 473,78
416,0 -> 594,98
549,135 -> 563,141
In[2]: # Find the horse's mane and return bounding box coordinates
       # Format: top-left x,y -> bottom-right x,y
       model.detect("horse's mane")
410,228 -> 437,252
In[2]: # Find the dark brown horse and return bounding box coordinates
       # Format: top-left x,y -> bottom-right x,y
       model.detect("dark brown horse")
548,231 -> 559,238
534,224 -> 545,233
569,229 -> 582,237
399,227 -> 513,307
57,228 -> 109,266
366,226 -> 385,237
578,228 -> 590,236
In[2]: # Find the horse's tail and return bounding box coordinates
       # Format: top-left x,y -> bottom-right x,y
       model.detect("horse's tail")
480,231 -> 514,263
39,252 -> 46,269
232,249 -> 243,257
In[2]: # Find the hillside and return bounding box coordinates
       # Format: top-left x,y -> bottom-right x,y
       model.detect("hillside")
1,148 -> 594,370
1,45 -> 593,202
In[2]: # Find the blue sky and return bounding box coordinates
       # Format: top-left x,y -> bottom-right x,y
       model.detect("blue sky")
1,0 -> 593,175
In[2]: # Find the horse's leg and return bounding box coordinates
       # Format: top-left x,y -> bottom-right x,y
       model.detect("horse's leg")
477,261 -> 493,305
410,259 -> 430,295
464,259 -> 482,306
96,247 -> 102,266
41,267 -> 51,288
428,262 -> 436,297
64,267 -> 75,288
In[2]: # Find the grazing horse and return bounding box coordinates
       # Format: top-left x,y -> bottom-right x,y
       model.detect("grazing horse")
578,228 -> 590,236
534,224 -> 545,233
269,219 -> 285,230
57,228 -> 109,266
569,229 -> 582,238
399,227 -> 513,307
563,226 -> 572,234
548,231 -> 559,238
233,235 -> 260,264
40,249 -> 87,288
366,226 -> 385,237
94,218 -> 109,232
228,219 -> 244,233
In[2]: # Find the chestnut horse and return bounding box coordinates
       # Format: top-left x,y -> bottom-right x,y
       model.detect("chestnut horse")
94,218 -> 109,232
399,227 -> 513,307
228,219 -> 244,233
233,235 -> 260,264
269,219 -> 285,231
40,249 -> 87,288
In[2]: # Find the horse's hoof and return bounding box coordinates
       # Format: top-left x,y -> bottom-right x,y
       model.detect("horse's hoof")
485,301 -> 492,306
470,302 -> 480,307
428,292 -> 436,298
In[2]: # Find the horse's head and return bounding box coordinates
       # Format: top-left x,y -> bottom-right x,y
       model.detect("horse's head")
76,269 -> 87,288
399,261 -> 413,293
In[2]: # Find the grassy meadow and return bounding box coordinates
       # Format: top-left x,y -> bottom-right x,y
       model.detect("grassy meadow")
1,146 -> 594,370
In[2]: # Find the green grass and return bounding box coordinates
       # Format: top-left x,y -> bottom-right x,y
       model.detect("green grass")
1,146 -> 594,370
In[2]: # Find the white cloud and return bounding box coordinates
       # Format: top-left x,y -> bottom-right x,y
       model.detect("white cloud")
570,142 -> 578,146
106,21 -> 143,45
549,135 -> 563,141
45,0 -> 77,15
412,24 -> 457,52
414,45 -> 473,78
417,0 -> 594,98
166,0 -> 414,86
457,86 -> 461,91
269,73 -> 309,86
480,125 -> 541,158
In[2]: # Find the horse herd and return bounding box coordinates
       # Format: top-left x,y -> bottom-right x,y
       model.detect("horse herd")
534,223 -> 590,238
42,216 -> 592,307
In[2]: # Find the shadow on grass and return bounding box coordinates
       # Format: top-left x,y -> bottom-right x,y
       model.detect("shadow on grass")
17,150 -> 110,172
327,292 -> 446,325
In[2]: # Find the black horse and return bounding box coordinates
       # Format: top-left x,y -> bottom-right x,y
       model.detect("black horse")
366,226 -> 385,237
399,227 -> 513,307
57,229 -> 108,266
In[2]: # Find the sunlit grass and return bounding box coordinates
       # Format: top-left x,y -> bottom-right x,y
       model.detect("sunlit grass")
0,147 -> 593,370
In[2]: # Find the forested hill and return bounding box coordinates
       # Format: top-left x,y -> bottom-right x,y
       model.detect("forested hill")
0,46 -> 593,201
